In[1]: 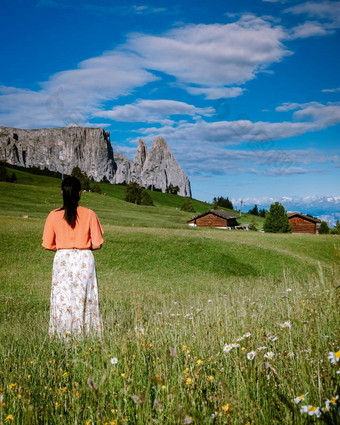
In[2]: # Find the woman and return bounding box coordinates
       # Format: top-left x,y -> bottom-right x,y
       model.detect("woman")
42,176 -> 104,338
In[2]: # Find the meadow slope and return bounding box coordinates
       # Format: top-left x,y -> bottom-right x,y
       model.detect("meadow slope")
0,171 -> 339,424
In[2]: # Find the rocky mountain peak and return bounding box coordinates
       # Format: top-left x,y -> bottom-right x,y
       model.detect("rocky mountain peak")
0,126 -> 191,197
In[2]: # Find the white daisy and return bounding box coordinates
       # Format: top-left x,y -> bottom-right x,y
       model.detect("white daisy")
247,351 -> 256,360
264,352 -> 274,360
223,344 -> 233,353
280,321 -> 291,329
294,393 -> 308,404
300,405 -> 322,418
110,357 -> 118,365
328,350 -> 340,364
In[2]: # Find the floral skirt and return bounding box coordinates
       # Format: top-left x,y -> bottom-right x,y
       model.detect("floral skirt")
49,249 -> 103,338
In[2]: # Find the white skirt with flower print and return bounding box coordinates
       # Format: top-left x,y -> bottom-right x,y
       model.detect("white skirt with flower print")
49,249 -> 103,338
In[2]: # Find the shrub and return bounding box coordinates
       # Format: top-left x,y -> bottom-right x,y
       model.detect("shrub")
125,182 -> 143,204
0,162 -> 8,181
71,167 -> 90,191
319,221 -> 329,234
141,191 -> 154,206
263,202 -> 291,233
166,184 -> 180,195
91,183 -> 102,194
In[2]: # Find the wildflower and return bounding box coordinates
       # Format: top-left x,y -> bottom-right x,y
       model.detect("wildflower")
55,402 -> 60,409
247,351 -> 256,360
267,336 -> 278,342
121,373 -> 126,378
221,404 -> 232,412
183,368 -> 189,375
257,346 -> 267,351
110,421 -> 117,425
236,336 -> 244,342
207,299 -> 213,303
196,359 -> 203,366
294,393 -> 308,404
185,377 -> 193,385
8,383 -> 16,389
264,352 -> 274,360
300,405 -> 322,418
161,385 -> 166,390
149,344 -> 153,348
286,288 -> 292,292
208,375 -> 214,382
5,415 -> 14,422
241,347 -> 246,351
243,332 -> 251,338
280,321 -> 291,329
329,395 -> 339,404
232,343 -> 240,348
110,357 -> 118,365
288,352 -> 295,358
223,344 -> 233,353
328,350 -> 340,364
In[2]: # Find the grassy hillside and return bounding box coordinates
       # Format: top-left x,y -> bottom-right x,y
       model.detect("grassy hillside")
0,168 -> 339,424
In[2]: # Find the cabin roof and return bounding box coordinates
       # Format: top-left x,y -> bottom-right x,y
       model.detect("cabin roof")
187,209 -> 239,222
287,212 -> 321,223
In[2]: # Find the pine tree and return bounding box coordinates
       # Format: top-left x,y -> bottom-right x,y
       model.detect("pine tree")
181,198 -> 195,212
263,202 -> 291,233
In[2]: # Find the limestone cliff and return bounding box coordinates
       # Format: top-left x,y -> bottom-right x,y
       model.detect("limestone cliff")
0,126 -> 191,197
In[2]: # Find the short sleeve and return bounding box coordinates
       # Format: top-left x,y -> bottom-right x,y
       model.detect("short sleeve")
90,211 -> 104,247
42,212 -> 56,250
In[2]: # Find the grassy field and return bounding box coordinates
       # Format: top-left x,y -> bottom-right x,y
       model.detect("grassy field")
0,170 -> 339,424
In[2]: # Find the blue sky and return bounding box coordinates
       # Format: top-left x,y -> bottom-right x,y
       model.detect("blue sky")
1,0 -> 339,208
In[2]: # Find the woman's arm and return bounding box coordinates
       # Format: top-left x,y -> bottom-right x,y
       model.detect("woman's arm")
92,244 -> 102,250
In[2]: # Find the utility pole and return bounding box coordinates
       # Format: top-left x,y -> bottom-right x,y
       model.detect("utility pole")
240,199 -> 243,217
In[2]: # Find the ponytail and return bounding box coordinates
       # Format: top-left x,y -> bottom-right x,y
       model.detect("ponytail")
60,176 -> 81,228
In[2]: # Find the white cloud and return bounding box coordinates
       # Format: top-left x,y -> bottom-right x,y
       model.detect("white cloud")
185,86 -> 245,100
94,99 -> 214,122
0,52 -> 157,128
0,14 -> 294,127
285,1 -> 340,24
135,102 -> 340,147
288,21 -> 334,38
126,15 -> 291,88
322,87 -> 340,93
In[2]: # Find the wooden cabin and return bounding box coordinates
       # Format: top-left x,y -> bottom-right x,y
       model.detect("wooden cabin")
287,212 -> 321,234
188,209 -> 239,228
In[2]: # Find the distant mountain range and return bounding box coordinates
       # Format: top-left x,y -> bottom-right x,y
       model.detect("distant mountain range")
237,196 -> 340,227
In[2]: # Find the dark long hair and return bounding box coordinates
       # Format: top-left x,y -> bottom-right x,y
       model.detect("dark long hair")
59,176 -> 81,228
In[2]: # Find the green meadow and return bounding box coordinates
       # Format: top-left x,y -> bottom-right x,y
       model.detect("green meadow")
0,167 -> 339,424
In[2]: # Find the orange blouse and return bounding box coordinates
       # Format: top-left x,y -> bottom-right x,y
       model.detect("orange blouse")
42,206 -> 104,250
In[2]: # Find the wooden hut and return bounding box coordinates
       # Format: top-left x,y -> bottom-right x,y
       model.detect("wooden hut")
187,209 -> 239,228
287,212 -> 320,234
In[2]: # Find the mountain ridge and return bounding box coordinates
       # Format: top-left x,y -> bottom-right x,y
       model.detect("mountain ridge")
0,125 -> 191,197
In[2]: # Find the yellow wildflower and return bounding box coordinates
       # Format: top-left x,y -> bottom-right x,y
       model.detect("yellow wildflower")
161,385 -> 166,390
222,404 -> 232,412
8,383 -> 16,390
185,377 -> 193,385
183,368 -> 189,375
5,415 -> 14,422
196,359 -> 203,366
208,375 -> 214,382
121,373 -> 126,378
